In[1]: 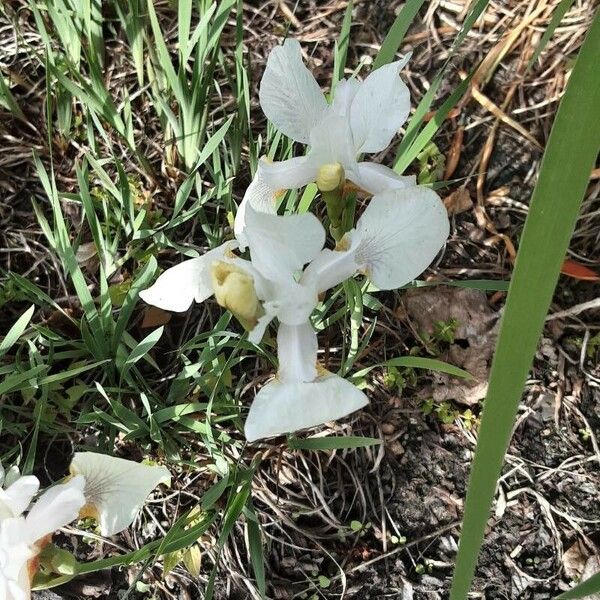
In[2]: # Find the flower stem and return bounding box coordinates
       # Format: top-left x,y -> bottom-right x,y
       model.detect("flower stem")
322,188 -> 346,241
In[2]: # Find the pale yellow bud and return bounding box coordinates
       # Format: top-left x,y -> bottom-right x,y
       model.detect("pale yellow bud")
316,162 -> 344,192
210,261 -> 262,329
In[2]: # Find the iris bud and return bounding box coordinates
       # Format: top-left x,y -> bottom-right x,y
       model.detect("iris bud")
316,162 -> 344,192
210,261 -> 262,329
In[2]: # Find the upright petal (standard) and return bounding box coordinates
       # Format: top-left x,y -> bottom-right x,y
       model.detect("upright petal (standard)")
259,39 -> 328,143
348,56 -> 411,154
23,476 -> 86,544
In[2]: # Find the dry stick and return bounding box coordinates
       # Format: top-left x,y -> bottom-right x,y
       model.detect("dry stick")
546,298 -> 600,321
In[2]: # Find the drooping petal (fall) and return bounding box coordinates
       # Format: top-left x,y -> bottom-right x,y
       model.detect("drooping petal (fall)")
277,322 -> 318,383
139,242 -> 236,312
0,517 -> 35,600
234,158 -> 280,251
244,204 -> 325,283
70,453 -> 170,537
259,39 -> 328,143
349,56 -> 411,154
352,187 -> 449,290
244,372 -> 368,442
23,476 -> 86,544
348,162 -> 416,196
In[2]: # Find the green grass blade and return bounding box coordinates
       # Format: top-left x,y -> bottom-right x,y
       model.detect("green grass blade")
244,499 -> 266,598
0,305 -> 35,358
331,0 -> 353,91
373,0 -> 426,69
556,571 -> 600,599
0,71 -> 25,119
287,436 -> 382,450
125,327 -> 164,365
449,14 -> 600,600
528,0 -> 577,68
352,356 -> 471,380
394,72 -> 472,174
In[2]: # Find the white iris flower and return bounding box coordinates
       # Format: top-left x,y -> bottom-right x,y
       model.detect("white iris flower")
0,475 -> 86,600
141,182 -> 448,441
258,39 -> 416,194
0,454 -> 170,599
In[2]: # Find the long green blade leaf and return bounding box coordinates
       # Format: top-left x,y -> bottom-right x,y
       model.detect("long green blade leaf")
528,0 -> 577,68
450,14 -> 600,600
373,0 -> 426,69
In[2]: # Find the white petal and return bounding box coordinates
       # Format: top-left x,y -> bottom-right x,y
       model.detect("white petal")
0,517 -> 35,600
331,78 -> 360,117
348,162 -> 416,196
244,372 -> 368,441
349,57 -> 411,153
139,242 -> 236,312
309,113 -> 357,171
260,155 -> 318,191
234,158 -> 279,251
244,204 -> 325,283
0,475 -> 39,518
353,187 -> 449,290
277,322 -> 318,383
300,245 -> 358,294
259,39 -> 328,143
247,310 -> 276,345
24,476 -> 86,544
70,453 -> 170,537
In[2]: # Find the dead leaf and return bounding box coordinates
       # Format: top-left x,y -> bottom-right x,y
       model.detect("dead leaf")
403,287 -> 500,406
561,259 -> 600,282
443,188 -> 473,215
75,241 -> 99,273
562,539 -> 591,581
141,306 -> 172,328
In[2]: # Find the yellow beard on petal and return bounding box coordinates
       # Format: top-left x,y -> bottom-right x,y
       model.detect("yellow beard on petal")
78,503 -> 100,521
335,237 -> 351,252
315,363 -> 331,379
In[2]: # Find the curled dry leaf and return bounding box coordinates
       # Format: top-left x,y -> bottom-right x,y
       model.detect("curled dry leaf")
562,539 -> 592,581
141,306 -> 172,328
403,287 -> 500,406
443,188 -> 473,215
75,241 -> 99,273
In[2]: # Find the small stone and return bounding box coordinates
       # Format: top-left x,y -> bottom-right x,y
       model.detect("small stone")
389,441 -> 405,456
